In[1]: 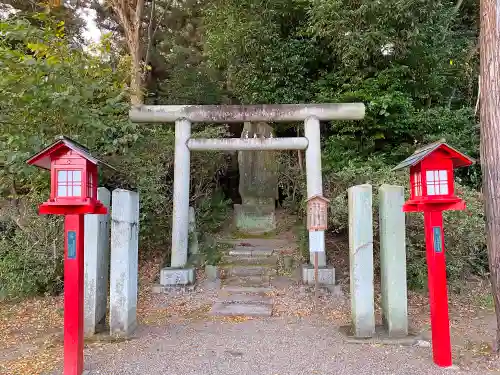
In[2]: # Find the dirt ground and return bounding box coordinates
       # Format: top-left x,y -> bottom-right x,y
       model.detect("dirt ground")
1,214 -> 499,374
0,255 -> 499,375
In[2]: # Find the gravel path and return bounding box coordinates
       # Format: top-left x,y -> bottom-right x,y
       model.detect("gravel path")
82,317 -> 489,375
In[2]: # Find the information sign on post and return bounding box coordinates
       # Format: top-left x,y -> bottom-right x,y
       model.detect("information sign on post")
306,195 -> 330,308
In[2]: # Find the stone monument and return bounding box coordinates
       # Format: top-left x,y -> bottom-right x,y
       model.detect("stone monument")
234,122 -> 278,234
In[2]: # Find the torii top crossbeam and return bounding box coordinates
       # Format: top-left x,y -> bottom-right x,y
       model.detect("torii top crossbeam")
129,103 -> 365,123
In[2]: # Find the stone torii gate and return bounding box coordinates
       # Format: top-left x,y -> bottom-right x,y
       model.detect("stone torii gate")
129,103 -> 365,283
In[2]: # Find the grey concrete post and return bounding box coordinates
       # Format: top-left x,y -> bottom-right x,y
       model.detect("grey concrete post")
171,118 -> 191,268
348,184 -> 375,338
84,187 -> 111,335
379,184 -> 408,337
110,189 -> 139,336
304,116 -> 326,267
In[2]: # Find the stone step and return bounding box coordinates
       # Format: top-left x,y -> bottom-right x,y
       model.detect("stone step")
210,302 -> 272,317
219,238 -> 289,248
222,265 -> 276,277
224,275 -> 270,287
221,255 -> 278,266
221,285 -> 272,293
229,247 -> 275,257
217,292 -> 273,305
232,245 -> 276,251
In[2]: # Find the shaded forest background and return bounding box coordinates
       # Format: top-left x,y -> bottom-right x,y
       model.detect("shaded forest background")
0,0 -> 485,299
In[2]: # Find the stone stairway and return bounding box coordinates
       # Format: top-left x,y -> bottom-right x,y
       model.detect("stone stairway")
210,239 -> 288,317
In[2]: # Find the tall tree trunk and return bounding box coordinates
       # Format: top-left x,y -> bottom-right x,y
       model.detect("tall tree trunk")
110,0 -> 145,106
129,39 -> 144,106
479,0 -> 500,352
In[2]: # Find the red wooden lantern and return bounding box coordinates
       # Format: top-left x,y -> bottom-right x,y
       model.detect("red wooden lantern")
26,136 -> 115,375
27,136 -> 112,215
393,139 -> 474,212
393,140 -> 474,368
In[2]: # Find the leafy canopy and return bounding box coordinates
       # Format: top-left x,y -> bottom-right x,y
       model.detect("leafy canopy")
0,13 -> 132,196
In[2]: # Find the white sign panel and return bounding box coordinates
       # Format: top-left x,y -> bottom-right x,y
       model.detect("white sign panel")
309,230 -> 325,252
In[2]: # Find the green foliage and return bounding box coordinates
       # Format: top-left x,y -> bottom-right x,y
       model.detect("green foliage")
199,236 -> 224,266
308,0 -> 479,186
195,190 -> 231,234
276,151 -> 306,212
0,15 -> 132,196
200,0 -> 483,289
111,127 -> 176,253
297,220 -> 310,263
203,0 -> 319,103
195,190 -> 231,267
0,15 -> 133,298
0,194 -> 64,299
0,15 -> 231,297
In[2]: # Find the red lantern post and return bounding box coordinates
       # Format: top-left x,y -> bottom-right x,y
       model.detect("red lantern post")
27,136 -> 112,375
393,140 -> 474,367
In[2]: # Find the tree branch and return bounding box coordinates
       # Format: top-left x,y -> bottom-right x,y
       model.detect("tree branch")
153,4 -> 169,36
453,0 -> 464,13
144,0 -> 156,70
135,0 -> 145,28
440,0 -> 465,42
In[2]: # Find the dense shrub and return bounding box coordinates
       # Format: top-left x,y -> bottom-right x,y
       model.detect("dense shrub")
0,195 -> 64,299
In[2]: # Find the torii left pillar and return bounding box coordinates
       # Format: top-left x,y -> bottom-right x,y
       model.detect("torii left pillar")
171,118 -> 191,268
304,116 -> 326,267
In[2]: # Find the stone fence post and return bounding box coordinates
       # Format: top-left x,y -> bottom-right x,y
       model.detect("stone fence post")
379,184 -> 408,337
348,184 -> 375,338
109,189 -> 139,337
84,187 -> 111,336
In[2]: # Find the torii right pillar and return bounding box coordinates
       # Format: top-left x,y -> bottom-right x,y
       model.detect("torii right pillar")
304,116 -> 326,267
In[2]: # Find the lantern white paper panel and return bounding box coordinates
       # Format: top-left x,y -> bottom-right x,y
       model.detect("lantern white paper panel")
57,170 -> 83,197
425,170 -> 449,196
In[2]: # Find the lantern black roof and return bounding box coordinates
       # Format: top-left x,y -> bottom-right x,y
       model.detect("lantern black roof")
26,135 -> 115,171
392,139 -> 475,171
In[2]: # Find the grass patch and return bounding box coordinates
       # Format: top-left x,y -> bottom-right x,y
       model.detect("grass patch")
200,236 -> 232,266
475,292 -> 495,310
